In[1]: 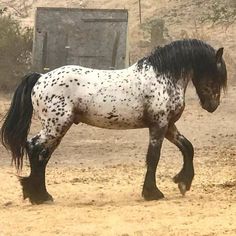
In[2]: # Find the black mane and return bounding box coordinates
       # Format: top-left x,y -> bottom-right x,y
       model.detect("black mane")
138,39 -> 227,88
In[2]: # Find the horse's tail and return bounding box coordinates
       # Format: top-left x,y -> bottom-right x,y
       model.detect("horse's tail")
0,72 -> 41,170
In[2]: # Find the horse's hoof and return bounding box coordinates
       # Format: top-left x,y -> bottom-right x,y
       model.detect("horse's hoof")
173,172 -> 193,191
29,193 -> 54,205
142,188 -> 165,201
178,182 -> 187,196
41,199 -> 54,205
19,176 -> 54,205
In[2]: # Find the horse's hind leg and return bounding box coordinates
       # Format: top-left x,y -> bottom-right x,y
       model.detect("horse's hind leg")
165,124 -> 194,196
20,115 -> 73,204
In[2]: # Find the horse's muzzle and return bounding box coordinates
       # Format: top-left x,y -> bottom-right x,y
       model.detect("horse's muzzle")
202,100 -> 219,113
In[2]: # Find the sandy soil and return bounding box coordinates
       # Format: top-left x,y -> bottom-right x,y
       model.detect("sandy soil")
0,84 -> 235,236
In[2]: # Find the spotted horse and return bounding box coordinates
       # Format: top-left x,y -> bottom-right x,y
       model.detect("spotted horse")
1,39 -> 227,204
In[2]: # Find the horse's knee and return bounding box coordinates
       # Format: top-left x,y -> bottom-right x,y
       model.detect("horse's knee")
26,138 -> 43,153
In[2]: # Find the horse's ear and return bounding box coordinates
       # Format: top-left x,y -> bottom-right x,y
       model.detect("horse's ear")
216,47 -> 224,64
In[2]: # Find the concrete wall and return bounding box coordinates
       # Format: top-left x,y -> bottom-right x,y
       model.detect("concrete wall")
32,8 -> 128,72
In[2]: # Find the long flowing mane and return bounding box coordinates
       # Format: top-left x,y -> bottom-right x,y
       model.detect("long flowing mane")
138,39 -> 227,89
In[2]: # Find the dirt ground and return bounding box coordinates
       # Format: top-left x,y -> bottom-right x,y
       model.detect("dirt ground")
0,84 -> 235,236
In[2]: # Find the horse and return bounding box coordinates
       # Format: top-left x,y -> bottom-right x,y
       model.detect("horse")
0,39 -> 227,204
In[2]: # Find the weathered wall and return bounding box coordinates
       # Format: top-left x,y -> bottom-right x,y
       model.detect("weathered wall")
33,8 -> 128,72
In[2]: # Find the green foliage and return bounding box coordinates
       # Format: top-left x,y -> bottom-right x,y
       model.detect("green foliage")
0,8 -> 33,91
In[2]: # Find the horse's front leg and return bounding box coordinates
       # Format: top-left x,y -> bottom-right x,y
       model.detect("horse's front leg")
142,125 -> 167,200
165,124 -> 194,196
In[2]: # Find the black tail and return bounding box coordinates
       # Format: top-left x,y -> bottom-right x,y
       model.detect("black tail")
0,73 -> 41,170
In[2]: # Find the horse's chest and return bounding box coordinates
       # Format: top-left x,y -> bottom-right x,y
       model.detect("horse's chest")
166,93 -> 185,123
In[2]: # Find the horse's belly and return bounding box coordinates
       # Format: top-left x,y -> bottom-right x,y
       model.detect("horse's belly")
81,117 -> 145,129
77,106 -> 146,130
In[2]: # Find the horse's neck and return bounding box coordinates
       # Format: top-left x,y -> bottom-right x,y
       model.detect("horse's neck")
178,76 -> 190,92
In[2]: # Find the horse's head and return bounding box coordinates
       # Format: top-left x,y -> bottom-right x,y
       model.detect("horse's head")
193,47 -> 227,113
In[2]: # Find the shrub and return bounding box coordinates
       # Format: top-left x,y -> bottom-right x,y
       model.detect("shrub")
0,8 -> 33,91
199,0 -> 236,28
